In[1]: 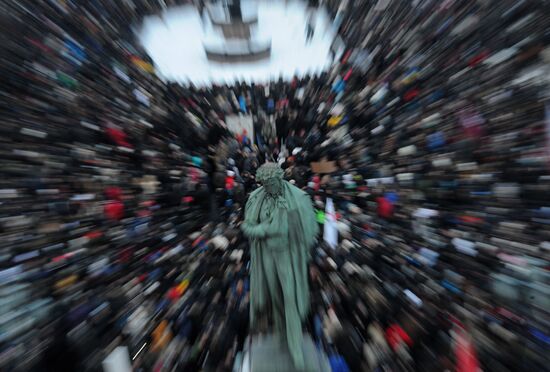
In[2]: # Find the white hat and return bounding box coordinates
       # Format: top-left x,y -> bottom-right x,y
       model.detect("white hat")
210,235 -> 229,251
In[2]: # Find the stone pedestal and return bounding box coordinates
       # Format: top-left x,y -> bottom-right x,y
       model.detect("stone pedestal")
237,334 -> 331,372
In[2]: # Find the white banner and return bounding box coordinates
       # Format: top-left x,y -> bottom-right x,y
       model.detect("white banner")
102,346 -> 132,372
323,197 -> 338,249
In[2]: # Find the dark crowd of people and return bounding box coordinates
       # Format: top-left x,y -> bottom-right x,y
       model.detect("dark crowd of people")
1,0 -> 550,371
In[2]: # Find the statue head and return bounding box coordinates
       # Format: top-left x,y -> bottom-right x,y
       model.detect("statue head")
256,163 -> 284,196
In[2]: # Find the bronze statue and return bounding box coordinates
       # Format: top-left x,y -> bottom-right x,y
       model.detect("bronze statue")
242,163 -> 318,369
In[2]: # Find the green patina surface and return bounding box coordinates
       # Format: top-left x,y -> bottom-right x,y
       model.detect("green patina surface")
242,163 -> 318,370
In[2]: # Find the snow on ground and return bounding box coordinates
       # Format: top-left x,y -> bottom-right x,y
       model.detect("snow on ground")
137,1 -> 335,85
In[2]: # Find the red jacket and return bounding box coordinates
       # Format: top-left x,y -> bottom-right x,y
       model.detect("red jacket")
106,127 -> 132,148
104,200 -> 124,221
225,176 -> 235,190
377,197 -> 394,219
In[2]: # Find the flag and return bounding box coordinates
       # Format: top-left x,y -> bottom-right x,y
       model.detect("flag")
323,198 -> 338,248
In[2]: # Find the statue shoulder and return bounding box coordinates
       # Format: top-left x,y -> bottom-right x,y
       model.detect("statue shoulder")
246,187 -> 265,206
249,187 -> 264,200
285,181 -> 310,199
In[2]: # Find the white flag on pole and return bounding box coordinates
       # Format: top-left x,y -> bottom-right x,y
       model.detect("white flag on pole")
323,197 -> 338,248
